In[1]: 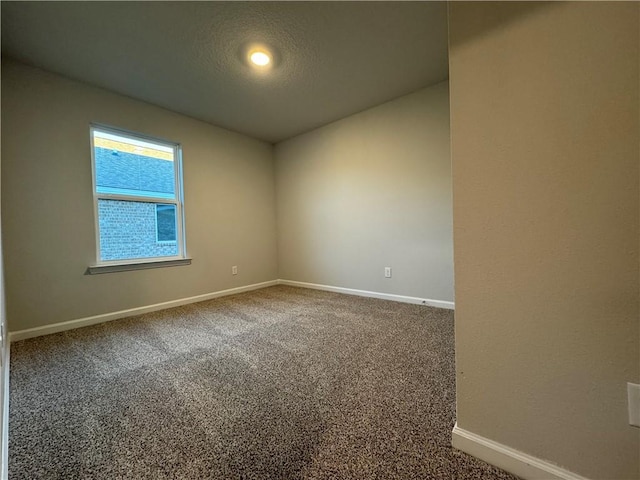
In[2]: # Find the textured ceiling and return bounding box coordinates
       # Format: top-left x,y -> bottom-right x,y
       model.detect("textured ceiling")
1,2 -> 448,143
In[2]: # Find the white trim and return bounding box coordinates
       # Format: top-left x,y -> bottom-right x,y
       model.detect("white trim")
1,341 -> 9,480
277,279 -> 454,310
95,193 -> 178,204
87,257 -> 191,275
9,280 -> 278,342
8,279 -> 454,343
90,124 -> 187,265
451,423 -> 590,480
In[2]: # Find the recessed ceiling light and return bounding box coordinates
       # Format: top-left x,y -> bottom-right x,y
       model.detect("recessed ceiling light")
249,50 -> 271,67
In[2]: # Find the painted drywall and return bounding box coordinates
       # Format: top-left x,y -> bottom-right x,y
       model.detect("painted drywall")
275,82 -> 452,302
0,226 -> 6,479
0,88 -> 8,478
449,2 -> 639,479
1,59 -> 278,331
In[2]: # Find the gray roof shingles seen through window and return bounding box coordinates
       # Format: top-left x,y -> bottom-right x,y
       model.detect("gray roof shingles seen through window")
95,147 -> 174,197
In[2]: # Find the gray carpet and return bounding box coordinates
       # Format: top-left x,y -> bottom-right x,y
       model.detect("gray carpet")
9,285 -> 518,479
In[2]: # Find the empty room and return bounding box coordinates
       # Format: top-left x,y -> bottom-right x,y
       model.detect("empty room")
1,2 -> 639,480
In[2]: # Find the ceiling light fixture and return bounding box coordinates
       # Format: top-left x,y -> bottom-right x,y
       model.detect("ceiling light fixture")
249,49 -> 271,67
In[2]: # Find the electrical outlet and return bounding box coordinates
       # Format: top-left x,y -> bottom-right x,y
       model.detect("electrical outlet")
384,267 -> 392,278
232,266 -> 238,275
628,383 -> 640,427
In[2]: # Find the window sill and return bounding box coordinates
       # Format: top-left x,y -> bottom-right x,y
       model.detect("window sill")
86,258 -> 191,275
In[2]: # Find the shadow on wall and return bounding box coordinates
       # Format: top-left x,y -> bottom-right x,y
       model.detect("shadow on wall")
448,2 -> 560,50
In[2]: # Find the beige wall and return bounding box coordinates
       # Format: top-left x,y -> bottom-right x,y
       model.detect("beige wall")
1,60 -> 278,331
2,62 -> 453,330
0,81 -> 7,476
275,82 -> 453,302
449,2 -> 639,479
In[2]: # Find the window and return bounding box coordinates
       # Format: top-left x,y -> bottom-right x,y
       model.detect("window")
90,125 -> 187,269
156,204 -> 177,243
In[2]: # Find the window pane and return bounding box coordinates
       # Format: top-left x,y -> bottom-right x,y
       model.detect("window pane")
98,199 -> 179,261
93,130 -> 175,199
156,204 -> 177,242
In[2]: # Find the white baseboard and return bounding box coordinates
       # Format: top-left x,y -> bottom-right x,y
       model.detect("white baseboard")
452,423 -> 589,480
9,280 -> 278,342
9,279 -> 453,343
278,279 -> 455,310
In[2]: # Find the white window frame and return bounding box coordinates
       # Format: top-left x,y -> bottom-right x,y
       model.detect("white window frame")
89,124 -> 188,273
